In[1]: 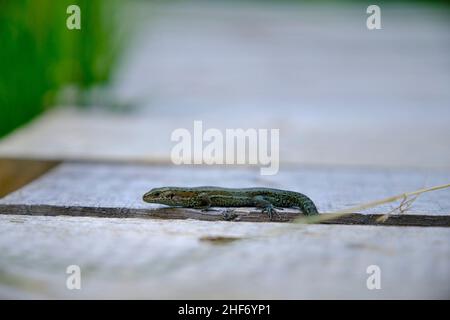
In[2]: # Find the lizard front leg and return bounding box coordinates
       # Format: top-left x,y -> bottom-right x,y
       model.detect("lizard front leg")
196,193 -> 238,221
194,193 -> 237,221
194,192 -> 212,210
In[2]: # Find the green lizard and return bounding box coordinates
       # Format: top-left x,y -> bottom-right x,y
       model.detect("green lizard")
143,186 -> 319,220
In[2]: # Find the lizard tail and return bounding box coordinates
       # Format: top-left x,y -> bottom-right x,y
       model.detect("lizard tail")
297,193 -> 319,215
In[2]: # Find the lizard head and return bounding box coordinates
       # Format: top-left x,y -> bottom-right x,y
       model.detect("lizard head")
143,187 -> 194,206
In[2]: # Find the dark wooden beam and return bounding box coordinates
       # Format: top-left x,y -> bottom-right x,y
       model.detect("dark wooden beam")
0,204 -> 449,227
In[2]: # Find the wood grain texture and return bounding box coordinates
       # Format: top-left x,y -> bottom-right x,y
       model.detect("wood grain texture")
0,162 -> 449,226
0,215 -> 449,299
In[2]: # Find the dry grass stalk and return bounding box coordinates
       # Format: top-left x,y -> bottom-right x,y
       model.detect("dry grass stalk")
293,183 -> 450,225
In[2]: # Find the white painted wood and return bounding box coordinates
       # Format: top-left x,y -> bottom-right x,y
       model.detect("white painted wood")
0,162 -> 449,219
0,214 -> 448,299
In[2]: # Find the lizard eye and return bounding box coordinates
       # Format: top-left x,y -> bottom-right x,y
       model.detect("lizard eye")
161,191 -> 174,198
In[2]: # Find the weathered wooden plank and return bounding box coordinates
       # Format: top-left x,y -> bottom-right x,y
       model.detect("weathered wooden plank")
0,162 -> 449,226
0,214 -> 448,299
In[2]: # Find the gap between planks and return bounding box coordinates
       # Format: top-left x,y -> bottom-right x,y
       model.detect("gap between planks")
0,158 -> 60,198
0,204 -> 449,227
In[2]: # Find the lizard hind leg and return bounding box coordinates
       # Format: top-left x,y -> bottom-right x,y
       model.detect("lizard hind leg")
253,195 -> 282,221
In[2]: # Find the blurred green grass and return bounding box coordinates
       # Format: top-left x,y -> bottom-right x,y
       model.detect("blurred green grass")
0,0 -> 123,138
1,0 -> 447,140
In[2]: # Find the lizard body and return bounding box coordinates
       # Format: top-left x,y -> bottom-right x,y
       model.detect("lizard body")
143,186 -> 318,220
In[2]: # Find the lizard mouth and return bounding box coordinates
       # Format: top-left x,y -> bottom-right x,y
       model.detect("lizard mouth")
142,192 -> 159,203
143,194 -> 163,203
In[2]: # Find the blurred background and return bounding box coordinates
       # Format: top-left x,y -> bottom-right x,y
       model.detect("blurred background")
0,0 -> 123,137
0,0 -> 449,167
